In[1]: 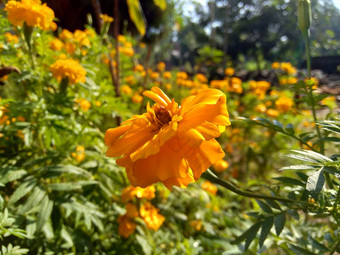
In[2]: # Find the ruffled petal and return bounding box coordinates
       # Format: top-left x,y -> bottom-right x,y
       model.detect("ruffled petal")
104,125 -> 130,146
185,138 -> 225,180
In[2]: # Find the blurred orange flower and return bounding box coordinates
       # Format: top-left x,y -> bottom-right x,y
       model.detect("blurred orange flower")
105,87 -> 230,189
121,185 -> 156,203
5,0 -> 55,30
50,58 -> 86,84
201,180 -> 218,195
140,202 -> 164,231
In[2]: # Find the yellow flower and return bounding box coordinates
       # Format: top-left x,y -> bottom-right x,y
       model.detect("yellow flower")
50,58 -> 86,85
157,62 -> 166,72
105,87 -> 230,189
275,97 -> 293,113
5,0 -> 55,30
140,202 -> 164,231
305,77 -> 318,90
117,35 -> 126,43
201,180 -> 218,195
121,185 -> 156,203
150,72 -> 160,80
225,67 -> 235,76
99,13 -> 114,23
125,75 -> 135,85
176,72 -> 188,80
212,159 -> 229,173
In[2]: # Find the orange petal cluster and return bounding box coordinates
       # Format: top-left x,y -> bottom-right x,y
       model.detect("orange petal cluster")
105,87 -> 230,189
50,58 -> 86,85
5,0 -> 55,30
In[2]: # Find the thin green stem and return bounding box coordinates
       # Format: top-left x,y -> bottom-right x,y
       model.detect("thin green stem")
330,237 -> 340,255
202,169 -> 302,204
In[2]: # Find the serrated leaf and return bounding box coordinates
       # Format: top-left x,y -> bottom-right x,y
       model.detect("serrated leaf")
306,169 -> 325,194
126,0 -> 146,35
259,217 -> 274,247
47,183 -> 82,191
1,169 -> 27,184
274,213 -> 285,236
256,200 -> 273,214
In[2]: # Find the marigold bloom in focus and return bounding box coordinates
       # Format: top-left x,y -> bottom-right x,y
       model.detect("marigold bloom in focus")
105,87 -> 230,189
5,0 -> 55,30
50,58 -> 86,85
140,202 -> 165,231
201,180 -> 218,195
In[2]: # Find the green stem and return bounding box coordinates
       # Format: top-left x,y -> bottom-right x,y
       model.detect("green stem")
303,30 -> 332,188
202,169 -> 301,204
330,237 -> 340,255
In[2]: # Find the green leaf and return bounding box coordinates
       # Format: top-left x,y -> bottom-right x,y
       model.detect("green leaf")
273,177 -> 305,186
153,0 -> 167,10
286,150 -> 332,163
256,200 -> 273,214
280,165 -> 318,171
9,178 -> 36,205
136,234 -> 152,255
285,123 -> 295,134
37,195 -> 53,231
126,0 -> 146,35
289,244 -> 315,255
244,221 -> 262,251
306,169 -> 325,194
320,137 -> 340,143
259,217 -> 274,247
1,169 -> 27,184
274,213 -> 285,236
265,200 -> 281,210
61,226 -> 73,247
47,183 -> 82,191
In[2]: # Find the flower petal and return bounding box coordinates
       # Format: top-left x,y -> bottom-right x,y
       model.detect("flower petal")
104,125 -> 130,146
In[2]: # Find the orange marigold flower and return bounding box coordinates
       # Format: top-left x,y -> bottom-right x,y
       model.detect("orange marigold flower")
5,0 -> 55,30
163,71 -> 172,79
189,220 -> 202,231
212,159 -> 229,172
49,38 -> 63,51
275,96 -> 293,113
75,98 -> 91,112
157,62 -> 166,72
117,214 -> 137,238
50,58 -> 86,85
4,32 -> 19,44
121,85 -> 132,95
196,73 -> 208,83
140,202 -> 165,231
105,87 -> 230,189
271,62 -> 280,69
201,180 -> 218,195
131,94 -> 143,104
225,67 -> 235,76
121,185 -> 156,203
99,13 -> 114,23
266,109 -> 280,118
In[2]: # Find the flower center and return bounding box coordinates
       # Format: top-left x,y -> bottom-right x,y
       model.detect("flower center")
153,106 -> 172,128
